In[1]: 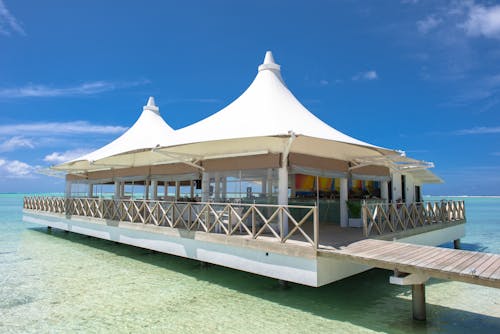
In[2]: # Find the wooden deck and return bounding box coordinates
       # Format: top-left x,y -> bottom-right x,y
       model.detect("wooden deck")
319,239 -> 500,289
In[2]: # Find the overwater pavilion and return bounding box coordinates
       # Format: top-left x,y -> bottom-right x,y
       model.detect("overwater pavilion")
25,51 -> 466,288
54,52 -> 442,228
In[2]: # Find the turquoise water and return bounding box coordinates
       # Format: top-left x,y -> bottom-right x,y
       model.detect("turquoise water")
1,194 -> 499,333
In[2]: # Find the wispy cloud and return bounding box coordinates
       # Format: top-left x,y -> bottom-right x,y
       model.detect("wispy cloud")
163,98 -> 220,104
0,136 -> 34,152
0,158 -> 37,178
454,126 -> 500,135
417,15 -> 442,34
0,0 -> 25,36
44,149 -> 92,164
415,1 -> 500,40
0,80 -> 150,98
462,3 -> 500,39
0,121 -> 128,136
352,70 -> 378,81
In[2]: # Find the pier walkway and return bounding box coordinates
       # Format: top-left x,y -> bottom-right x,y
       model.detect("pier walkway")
319,239 -> 500,320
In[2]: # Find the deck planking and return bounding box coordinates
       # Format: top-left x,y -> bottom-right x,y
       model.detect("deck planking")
320,239 -> 500,289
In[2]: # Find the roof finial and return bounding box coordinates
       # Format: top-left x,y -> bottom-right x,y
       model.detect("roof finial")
263,51 -> 275,65
258,50 -> 281,73
143,96 -> 160,114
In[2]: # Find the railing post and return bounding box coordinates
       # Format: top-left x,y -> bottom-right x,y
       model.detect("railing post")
251,206 -> 256,238
362,201 -> 368,237
313,205 -> 319,250
279,206 -> 284,242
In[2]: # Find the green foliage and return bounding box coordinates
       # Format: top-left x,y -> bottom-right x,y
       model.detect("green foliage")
346,200 -> 362,218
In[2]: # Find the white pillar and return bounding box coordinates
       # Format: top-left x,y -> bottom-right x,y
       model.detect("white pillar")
405,174 -> 415,204
190,180 -> 195,199
214,173 -> 220,201
221,176 -> 227,200
381,180 -> 389,203
65,181 -> 72,198
267,168 -> 273,197
120,182 -> 125,198
202,172 -> 210,202
278,166 -> 289,234
392,172 -> 402,203
175,181 -> 181,200
340,177 -> 348,227
144,180 -> 150,200
114,180 -> 120,199
151,180 -> 158,200
261,177 -> 267,197
87,183 -> 93,198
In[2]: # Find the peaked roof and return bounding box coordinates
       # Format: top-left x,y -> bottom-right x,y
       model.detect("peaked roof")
53,97 -> 174,171
169,51 -> 382,149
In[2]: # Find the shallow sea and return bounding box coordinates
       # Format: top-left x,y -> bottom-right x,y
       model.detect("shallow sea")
0,194 -> 499,333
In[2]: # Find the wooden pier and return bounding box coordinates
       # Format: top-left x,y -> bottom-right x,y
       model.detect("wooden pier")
319,239 -> 500,320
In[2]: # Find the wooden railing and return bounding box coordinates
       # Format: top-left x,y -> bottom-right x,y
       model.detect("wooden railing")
23,197 -> 319,248
362,200 -> 466,237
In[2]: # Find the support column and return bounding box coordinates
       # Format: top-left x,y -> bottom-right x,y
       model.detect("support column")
278,166 -> 288,235
114,181 -> 120,199
340,177 -> 348,227
65,181 -> 72,199
175,181 -> 181,200
202,172 -> 210,202
267,169 -> 273,198
405,174 -> 415,204
214,173 -> 220,201
261,177 -> 267,198
190,180 -> 195,199
381,180 -> 389,203
221,176 -> 227,200
151,180 -> 158,200
391,172 -> 402,203
120,182 -> 125,198
87,183 -> 93,198
412,284 -> 426,321
144,180 -> 150,200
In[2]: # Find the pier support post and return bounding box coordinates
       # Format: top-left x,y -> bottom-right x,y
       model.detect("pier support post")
390,272 -> 429,321
412,284 -> 426,321
453,239 -> 461,249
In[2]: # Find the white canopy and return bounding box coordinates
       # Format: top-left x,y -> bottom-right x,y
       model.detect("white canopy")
54,97 -> 174,171
150,51 -> 397,163
53,51 -> 440,184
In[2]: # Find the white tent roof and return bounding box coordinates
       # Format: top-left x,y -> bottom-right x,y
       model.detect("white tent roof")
168,51 -> 384,149
53,97 -> 174,171
53,51 -> 440,184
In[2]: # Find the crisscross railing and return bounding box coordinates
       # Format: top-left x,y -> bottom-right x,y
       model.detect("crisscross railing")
362,200 -> 466,237
23,197 -> 319,248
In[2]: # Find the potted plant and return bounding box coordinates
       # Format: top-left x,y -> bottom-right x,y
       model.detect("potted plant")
346,200 -> 363,227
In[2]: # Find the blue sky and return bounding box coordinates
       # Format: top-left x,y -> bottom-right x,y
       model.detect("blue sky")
0,0 -> 499,195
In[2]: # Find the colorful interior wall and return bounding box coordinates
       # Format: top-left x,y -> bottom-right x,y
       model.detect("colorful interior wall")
294,174 -> 381,199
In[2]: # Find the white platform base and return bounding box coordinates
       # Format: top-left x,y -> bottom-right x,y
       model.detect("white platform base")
23,211 -> 465,287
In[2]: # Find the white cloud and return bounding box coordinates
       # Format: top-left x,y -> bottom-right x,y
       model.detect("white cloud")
44,149 -> 92,164
0,0 -> 25,36
0,80 -> 150,98
0,136 -> 34,152
455,126 -> 500,135
163,98 -> 220,104
319,79 -> 329,86
352,70 -> 378,81
462,3 -> 500,39
0,121 -> 127,136
417,15 -> 442,34
0,159 -> 37,178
